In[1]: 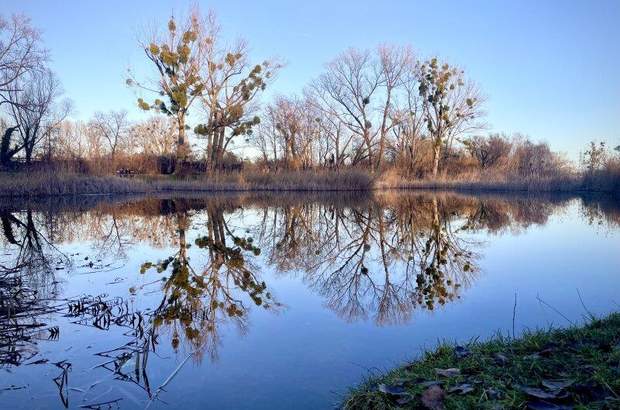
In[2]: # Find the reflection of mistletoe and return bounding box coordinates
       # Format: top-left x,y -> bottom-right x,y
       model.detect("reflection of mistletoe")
141,211 -> 279,358
258,197 -> 479,325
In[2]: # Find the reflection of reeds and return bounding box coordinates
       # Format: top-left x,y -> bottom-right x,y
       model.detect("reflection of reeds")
0,275 -> 61,367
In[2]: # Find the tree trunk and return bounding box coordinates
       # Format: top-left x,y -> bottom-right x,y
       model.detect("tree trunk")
174,115 -> 188,174
432,139 -> 441,177
0,127 -> 18,167
364,129 -> 374,172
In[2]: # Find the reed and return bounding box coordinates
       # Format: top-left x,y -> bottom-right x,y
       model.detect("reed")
0,166 -> 618,198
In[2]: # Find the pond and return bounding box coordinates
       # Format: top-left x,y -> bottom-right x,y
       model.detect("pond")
0,191 -> 619,409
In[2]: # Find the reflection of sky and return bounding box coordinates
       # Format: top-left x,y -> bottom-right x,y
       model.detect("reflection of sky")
2,197 -> 619,409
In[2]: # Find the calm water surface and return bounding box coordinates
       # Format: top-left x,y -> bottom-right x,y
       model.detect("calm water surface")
0,191 -> 619,409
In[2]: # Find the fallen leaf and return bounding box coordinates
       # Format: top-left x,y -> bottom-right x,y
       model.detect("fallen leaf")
573,382 -> 608,401
485,388 -> 502,400
541,379 -> 574,391
519,386 -> 568,400
421,385 -> 445,410
448,383 -> 474,395
435,368 -> 460,377
377,383 -> 407,396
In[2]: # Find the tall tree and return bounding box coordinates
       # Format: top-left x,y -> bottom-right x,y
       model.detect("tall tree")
311,49 -> 380,170
388,62 -> 426,174
89,110 -> 129,161
309,46 -> 411,171
7,69 -> 69,164
129,8 -> 209,172
418,58 -> 483,176
0,14 -> 47,107
193,15 -> 278,172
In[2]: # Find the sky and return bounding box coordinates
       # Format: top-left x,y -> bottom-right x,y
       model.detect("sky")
3,0 -> 620,159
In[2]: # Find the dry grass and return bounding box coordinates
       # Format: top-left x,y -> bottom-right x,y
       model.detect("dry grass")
376,168 -> 620,194
1,166 -> 618,198
0,172 -> 151,197
0,169 -> 375,198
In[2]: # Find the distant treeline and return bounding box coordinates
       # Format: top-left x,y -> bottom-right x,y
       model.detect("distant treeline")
0,9 -> 618,192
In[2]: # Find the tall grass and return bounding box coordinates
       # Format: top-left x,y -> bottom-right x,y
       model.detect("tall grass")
0,166 -> 618,198
0,169 -> 374,198
376,168 -> 619,193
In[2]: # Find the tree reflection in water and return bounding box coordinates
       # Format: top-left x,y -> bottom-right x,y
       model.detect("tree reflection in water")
253,194 -> 480,324
141,202 -> 281,360
0,192 -> 613,406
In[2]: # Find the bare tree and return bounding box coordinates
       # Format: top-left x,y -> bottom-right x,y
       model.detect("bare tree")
388,60 -> 426,174
464,133 -> 512,169
7,69 -> 69,164
89,110 -> 129,161
310,48 -> 380,169
257,96 -> 318,169
374,45 -> 413,169
0,14 -> 47,107
309,46 -> 412,171
130,116 -> 177,157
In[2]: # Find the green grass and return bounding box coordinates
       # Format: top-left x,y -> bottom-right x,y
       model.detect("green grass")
343,313 -> 620,409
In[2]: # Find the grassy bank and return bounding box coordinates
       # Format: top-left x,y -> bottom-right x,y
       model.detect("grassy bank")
343,313 -> 620,409
375,169 -> 620,194
0,169 -> 618,197
0,170 -> 374,197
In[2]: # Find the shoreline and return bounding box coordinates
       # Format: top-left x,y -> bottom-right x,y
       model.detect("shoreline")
343,313 -> 620,409
0,171 -> 618,198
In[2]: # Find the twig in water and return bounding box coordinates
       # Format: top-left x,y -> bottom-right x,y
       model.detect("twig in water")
576,288 -> 595,321
536,294 -> 575,325
79,398 -> 123,409
512,292 -> 517,339
145,348 -> 200,409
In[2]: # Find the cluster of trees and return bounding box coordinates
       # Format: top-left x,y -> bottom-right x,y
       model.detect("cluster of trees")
0,14 -> 70,168
52,113 -> 180,174
252,47 -> 483,176
1,8 -> 617,182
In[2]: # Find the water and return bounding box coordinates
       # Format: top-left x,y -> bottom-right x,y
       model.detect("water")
0,191 -> 618,409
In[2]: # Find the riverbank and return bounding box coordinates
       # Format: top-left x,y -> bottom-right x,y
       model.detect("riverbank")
0,171 -> 618,197
343,313 -> 620,409
0,170 -> 374,197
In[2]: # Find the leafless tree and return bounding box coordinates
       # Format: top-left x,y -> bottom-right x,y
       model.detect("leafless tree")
7,68 -> 69,164
89,110 -> 130,160
130,116 -> 177,157
464,133 -> 512,169
310,48 -> 380,169
388,60 -> 426,174
0,14 -> 47,107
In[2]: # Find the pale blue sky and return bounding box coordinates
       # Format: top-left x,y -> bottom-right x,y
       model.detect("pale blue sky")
3,0 -> 619,158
